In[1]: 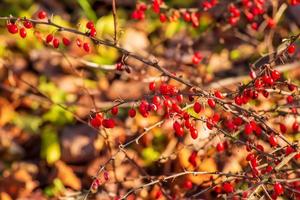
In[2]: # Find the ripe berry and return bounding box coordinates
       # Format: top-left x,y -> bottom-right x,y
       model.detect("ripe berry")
222,182 -> 234,193
102,118 -> 115,128
214,90 -> 224,99
89,27 -> 97,37
23,20 -> 33,29
83,42 -> 90,52
173,121 -> 184,137
246,153 -> 255,161
207,98 -> 216,108
244,123 -> 253,135
183,12 -> 191,22
274,183 -> 284,196
287,95 -> 294,104
193,102 -> 202,113
6,23 -> 18,34
216,142 -> 225,152
235,96 -> 243,105
62,37 -> 71,46
86,21 -> 95,29
176,94 -> 183,103
159,13 -> 167,23
183,180 -> 193,189
267,18 -> 276,28
149,82 -> 156,91
271,70 -> 280,81
286,146 -> 295,155
111,106 -> 118,115
251,22 -> 258,30
292,121 -> 299,133
38,10 -> 47,19
52,38 -> 60,48
287,44 -> 296,54
90,113 -> 103,128
279,123 -> 287,134
46,34 -> 54,43
288,83 -> 296,91
188,151 -> 197,167
269,134 -> 278,147
190,127 -> 198,139
125,108 -> 135,119
19,28 -> 27,38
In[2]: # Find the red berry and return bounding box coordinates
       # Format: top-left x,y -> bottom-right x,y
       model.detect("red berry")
102,118 -> 115,128
183,12 -> 191,22
288,83 -> 296,91
111,106 -> 118,115
292,121 -> 299,133
176,94 -> 184,103
274,183 -> 284,196
286,146 -> 295,155
244,123 -> 253,135
23,20 -> 33,29
271,70 -> 280,81
207,98 -> 216,108
212,113 -> 220,123
46,34 -> 54,43
287,44 -> 296,54
193,102 -> 202,113
223,182 -> 234,193
19,28 -> 27,38
52,38 -> 59,48
38,10 -> 47,19
246,153 -> 255,161
192,56 -> 200,65
62,37 -> 71,46
90,27 -> 97,37
90,113 -> 103,128
235,96 -> 243,105
128,108 -> 136,118
267,18 -> 276,28
214,90 -> 224,99
86,21 -> 94,29
83,42 -> 90,52
173,121 -> 184,137
190,127 -> 198,139
269,135 -> 278,147
188,151 -> 197,167
159,13 -> 167,23
287,95 -> 294,104
279,123 -> 287,134
216,142 -> 225,152
149,82 -> 156,91
183,180 -> 193,189
6,23 -> 18,34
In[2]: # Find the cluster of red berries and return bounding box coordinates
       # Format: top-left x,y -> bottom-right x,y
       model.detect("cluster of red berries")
131,3 -> 147,20
6,10 -> 93,53
6,19 -> 33,38
90,171 -> 109,193
90,113 -> 115,129
133,0 -> 298,30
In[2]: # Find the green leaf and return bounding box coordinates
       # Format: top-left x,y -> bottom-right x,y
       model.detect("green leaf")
13,114 -> 43,133
43,105 -> 74,126
141,147 -> 160,165
41,127 -> 61,164
77,0 -> 97,21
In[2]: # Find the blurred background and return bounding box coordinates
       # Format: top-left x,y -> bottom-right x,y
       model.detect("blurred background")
0,0 -> 299,199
